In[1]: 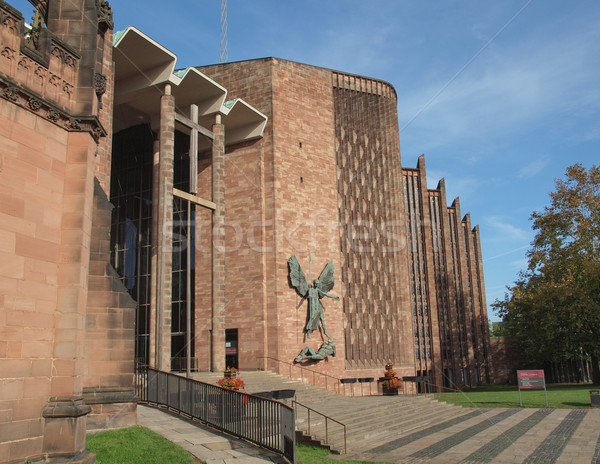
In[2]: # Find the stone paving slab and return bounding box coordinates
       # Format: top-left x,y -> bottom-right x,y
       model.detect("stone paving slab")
137,404 -> 288,463
137,401 -> 600,464
341,408 -> 600,464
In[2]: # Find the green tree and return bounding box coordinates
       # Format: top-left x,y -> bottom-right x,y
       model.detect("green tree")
489,321 -> 512,337
493,164 -> 600,383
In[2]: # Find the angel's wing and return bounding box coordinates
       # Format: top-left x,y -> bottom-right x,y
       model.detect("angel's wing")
316,260 -> 335,294
288,256 -> 309,297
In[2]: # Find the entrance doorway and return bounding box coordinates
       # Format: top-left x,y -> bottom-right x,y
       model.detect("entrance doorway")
225,329 -> 238,369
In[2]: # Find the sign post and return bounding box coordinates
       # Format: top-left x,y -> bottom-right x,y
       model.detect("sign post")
517,370 -> 547,407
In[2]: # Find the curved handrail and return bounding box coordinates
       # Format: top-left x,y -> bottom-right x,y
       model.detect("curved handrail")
257,356 -> 343,393
423,382 -> 474,406
293,400 -> 347,454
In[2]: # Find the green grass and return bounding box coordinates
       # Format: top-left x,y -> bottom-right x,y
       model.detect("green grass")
87,428 -> 389,464
297,443 -> 392,464
434,383 -> 600,409
87,426 -> 199,464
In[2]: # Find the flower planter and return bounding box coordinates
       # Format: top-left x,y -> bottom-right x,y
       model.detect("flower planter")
591,390 -> 600,408
382,386 -> 398,396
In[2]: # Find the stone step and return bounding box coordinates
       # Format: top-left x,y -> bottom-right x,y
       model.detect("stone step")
187,370 -> 462,454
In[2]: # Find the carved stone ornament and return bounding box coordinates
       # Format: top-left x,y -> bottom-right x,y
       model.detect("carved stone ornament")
48,73 -> 60,87
67,118 -> 81,130
50,45 -> 77,68
18,56 -> 32,70
1,46 -> 15,60
1,86 -> 18,101
28,96 -> 42,111
62,82 -> 73,98
47,109 -> 60,122
92,126 -> 103,140
27,0 -> 49,22
94,72 -> 106,96
1,11 -> 19,33
96,0 -> 114,29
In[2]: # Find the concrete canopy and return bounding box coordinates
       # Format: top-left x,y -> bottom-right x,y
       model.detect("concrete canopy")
113,26 -> 266,147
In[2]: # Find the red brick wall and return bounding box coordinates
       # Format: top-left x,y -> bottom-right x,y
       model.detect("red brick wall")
199,59 -> 346,380
490,336 -> 524,384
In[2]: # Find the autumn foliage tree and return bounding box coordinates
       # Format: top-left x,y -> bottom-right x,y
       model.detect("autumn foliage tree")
493,164 -> 600,383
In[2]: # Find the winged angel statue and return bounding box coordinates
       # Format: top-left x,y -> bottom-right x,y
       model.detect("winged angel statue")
288,255 -> 340,340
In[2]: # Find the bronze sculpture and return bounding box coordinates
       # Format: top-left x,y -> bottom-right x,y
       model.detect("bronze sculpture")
295,338 -> 336,362
288,255 -> 339,340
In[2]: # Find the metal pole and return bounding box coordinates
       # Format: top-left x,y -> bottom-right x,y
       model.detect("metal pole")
518,386 -> 522,407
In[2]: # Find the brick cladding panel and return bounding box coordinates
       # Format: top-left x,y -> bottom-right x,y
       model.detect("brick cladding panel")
197,60 -> 275,371
200,59 -> 347,379
332,72 -> 409,370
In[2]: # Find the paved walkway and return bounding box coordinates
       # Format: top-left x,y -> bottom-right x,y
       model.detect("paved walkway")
137,404 -> 288,464
138,404 -> 600,464
343,407 -> 600,464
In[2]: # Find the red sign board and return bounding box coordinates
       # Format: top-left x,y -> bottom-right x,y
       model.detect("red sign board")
517,370 -> 545,389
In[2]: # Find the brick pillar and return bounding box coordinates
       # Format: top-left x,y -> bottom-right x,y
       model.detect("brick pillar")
211,119 -> 226,372
417,156 -> 443,386
42,131 -> 96,463
157,87 -> 175,371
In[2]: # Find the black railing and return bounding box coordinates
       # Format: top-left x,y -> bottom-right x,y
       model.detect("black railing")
257,356 -> 343,393
136,368 -> 295,463
293,400 -> 347,454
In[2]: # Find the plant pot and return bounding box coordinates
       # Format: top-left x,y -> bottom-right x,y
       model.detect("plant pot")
382,386 -> 398,396
224,371 -> 237,378
591,390 -> 600,408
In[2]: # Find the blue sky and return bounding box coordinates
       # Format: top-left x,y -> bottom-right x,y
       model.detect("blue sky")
14,0 -> 600,320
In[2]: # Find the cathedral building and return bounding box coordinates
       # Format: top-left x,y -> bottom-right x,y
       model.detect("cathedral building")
0,1 -> 491,462
196,59 -> 492,388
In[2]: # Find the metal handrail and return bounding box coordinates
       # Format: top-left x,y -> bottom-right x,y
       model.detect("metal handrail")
423,382 -> 472,405
257,356 -> 343,393
135,368 -> 296,463
293,400 -> 347,454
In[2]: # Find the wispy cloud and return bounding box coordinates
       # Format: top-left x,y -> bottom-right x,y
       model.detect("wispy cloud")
397,16 -> 600,155
517,159 -> 548,179
484,244 -> 530,262
485,216 -> 531,242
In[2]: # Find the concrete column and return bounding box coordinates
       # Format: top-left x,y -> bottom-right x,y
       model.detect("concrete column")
211,118 -> 226,372
157,86 -> 175,371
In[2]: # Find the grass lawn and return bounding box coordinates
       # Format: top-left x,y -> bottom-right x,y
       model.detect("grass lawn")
87,427 -> 394,464
297,444 -> 392,464
87,426 -> 201,464
434,383 -> 600,408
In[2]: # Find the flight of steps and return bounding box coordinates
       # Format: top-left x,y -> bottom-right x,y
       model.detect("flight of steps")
190,370 -> 470,454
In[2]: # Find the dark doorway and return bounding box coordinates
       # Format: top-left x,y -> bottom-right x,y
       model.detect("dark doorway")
225,329 -> 238,369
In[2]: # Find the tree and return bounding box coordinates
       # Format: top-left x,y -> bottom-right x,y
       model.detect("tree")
489,321 -> 513,337
493,164 -> 600,383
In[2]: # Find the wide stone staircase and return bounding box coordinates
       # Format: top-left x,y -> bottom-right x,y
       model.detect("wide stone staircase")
191,370 -> 471,454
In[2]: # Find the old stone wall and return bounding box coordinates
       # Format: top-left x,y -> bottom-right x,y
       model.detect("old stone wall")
0,1 -> 134,461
